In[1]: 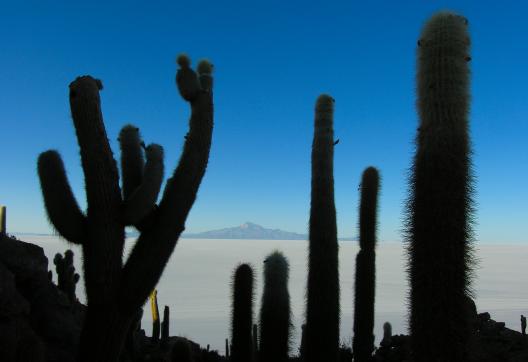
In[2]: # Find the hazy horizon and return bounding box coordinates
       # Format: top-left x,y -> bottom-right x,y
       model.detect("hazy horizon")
19,234 -> 528,354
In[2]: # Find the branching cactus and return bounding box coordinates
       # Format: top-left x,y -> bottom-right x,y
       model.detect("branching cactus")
259,251 -> 291,362
231,263 -> 254,362
353,167 -> 380,362
37,55 -> 214,362
305,95 -> 340,362
406,12 -> 474,362
53,249 -> 80,302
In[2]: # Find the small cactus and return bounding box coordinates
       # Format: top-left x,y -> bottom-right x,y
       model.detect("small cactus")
230,263 -> 254,362
53,249 -> 80,302
259,251 -> 291,362
0,205 -> 6,235
150,290 -> 160,343
161,305 -> 170,344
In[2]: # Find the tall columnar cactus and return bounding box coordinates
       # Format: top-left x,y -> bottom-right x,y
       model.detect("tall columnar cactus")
305,95 -> 340,362
259,251 -> 291,362
231,263 -> 254,362
53,249 -> 80,302
353,167 -> 380,362
151,290 -> 160,343
37,55 -> 214,362
406,12 -> 473,362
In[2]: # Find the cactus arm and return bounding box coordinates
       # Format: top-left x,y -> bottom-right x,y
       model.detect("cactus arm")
69,76 -> 122,222
68,76 -> 125,303
122,144 -> 164,226
119,59 -> 214,310
119,124 -> 145,200
37,150 -> 86,244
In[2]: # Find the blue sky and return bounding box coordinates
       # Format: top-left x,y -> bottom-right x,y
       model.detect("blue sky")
1,1 -> 527,243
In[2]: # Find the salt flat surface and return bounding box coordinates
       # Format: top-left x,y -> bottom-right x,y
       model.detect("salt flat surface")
18,235 -> 528,354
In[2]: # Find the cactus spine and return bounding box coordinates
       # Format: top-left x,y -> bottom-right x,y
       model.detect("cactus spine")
259,251 -> 291,362
37,55 -> 214,362
230,263 -> 254,362
406,12 -> 473,362
305,95 -> 340,362
353,167 -> 380,362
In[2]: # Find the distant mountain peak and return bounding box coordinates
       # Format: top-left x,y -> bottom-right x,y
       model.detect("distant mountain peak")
183,222 -> 306,240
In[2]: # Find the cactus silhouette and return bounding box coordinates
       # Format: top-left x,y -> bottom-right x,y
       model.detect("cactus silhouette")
151,290 -> 160,343
305,95 -> 340,362
37,55 -> 214,362
259,251 -> 291,362
406,12 -> 474,362
230,263 -> 254,362
353,167 -> 380,362
53,249 -> 80,302
0,205 -> 5,235
161,305 -> 170,344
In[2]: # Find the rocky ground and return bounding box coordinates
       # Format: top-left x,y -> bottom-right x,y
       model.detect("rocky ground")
1,233 -> 527,361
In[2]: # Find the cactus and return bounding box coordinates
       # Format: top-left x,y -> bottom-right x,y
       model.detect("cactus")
37,55 -> 214,361
406,12 -> 474,362
353,167 -> 380,362
53,249 -> 80,302
150,290 -> 160,343
161,305 -> 170,344
259,251 -> 291,362
305,95 -> 340,362
0,205 -> 5,235
230,263 -> 254,362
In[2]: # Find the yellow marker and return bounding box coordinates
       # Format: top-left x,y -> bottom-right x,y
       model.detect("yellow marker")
150,289 -> 159,321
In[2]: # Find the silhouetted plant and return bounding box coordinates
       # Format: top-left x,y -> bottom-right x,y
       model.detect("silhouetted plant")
406,12 -> 474,362
53,249 -> 80,303
37,55 -> 214,362
259,251 -> 291,362
0,205 -> 5,235
151,290 -> 160,343
305,95 -> 340,362
230,263 -> 254,362
353,167 -> 380,362
161,305 -> 170,345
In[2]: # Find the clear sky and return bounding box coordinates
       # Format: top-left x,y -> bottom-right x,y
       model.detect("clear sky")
1,1 -> 527,243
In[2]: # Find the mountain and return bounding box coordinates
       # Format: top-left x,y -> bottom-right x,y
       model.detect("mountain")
182,222 -> 307,240
125,222 -> 356,240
